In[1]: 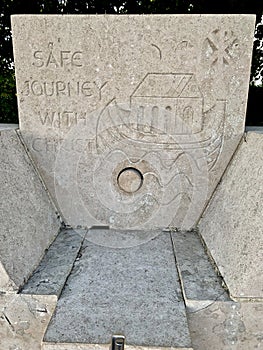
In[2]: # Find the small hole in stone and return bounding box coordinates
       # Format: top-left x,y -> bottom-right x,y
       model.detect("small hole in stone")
117,167 -> 143,193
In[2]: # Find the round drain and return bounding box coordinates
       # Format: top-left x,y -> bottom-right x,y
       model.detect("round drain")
117,167 -> 143,193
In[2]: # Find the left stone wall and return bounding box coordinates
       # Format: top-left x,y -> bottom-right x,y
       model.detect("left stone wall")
0,125 -> 61,291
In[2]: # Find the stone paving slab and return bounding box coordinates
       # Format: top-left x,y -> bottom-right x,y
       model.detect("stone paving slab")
171,231 -> 230,306
187,301 -> 263,350
21,228 -> 86,296
0,293 -> 57,350
44,231 -> 192,348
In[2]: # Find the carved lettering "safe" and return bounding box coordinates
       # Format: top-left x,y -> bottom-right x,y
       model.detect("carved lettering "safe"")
32,43 -> 83,68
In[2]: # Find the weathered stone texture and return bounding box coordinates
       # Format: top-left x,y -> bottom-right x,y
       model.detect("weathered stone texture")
171,231 -> 230,305
187,301 -> 263,350
0,128 -> 60,291
21,228 -> 86,296
11,15 -> 255,229
0,294 -> 57,350
199,130 -> 263,298
43,345 -> 192,350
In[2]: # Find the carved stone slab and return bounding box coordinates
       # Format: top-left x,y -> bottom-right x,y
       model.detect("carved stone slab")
11,15 -> 255,229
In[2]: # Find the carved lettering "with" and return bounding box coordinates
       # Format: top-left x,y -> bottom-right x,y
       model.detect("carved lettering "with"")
38,110 -> 90,128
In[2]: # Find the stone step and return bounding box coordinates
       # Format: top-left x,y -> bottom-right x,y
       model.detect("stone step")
170,230 -> 230,311
10,227 -> 261,350
17,228 -> 236,349
43,230 -> 193,349
42,343 -> 192,350
19,228 -> 232,349
21,228 -> 86,296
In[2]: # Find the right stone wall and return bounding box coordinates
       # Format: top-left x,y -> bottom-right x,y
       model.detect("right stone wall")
198,128 -> 263,299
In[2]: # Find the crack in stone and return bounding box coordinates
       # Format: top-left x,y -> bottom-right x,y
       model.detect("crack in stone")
2,312 -> 15,333
186,291 -> 230,314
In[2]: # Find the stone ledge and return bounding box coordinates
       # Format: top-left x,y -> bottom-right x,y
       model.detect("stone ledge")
43,344 -> 193,350
0,123 -> 19,131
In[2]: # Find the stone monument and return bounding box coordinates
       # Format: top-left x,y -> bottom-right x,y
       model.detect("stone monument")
0,14 -> 261,350
11,14 -> 255,231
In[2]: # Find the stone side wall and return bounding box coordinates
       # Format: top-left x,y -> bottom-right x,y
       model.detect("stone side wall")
199,129 -> 263,299
0,126 -> 61,291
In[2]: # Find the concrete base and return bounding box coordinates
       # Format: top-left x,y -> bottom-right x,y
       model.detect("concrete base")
19,228 -> 233,349
171,231 -> 230,305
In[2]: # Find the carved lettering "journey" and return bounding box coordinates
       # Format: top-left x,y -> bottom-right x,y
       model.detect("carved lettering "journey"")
21,80 -> 107,98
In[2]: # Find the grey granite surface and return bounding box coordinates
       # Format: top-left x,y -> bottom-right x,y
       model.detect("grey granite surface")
21,229 -> 86,296
171,231 -> 230,303
44,231 -> 192,348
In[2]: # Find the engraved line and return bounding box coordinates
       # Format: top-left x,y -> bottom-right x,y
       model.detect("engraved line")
144,171 -> 193,188
151,43 -> 162,60
122,131 -> 218,148
130,73 -> 150,100
132,96 -> 202,99
139,150 -> 185,169
141,72 -> 194,76
206,35 -> 219,52
2,313 -> 15,333
95,97 -> 116,149
130,72 -> 194,99
161,191 -> 192,206
167,75 -> 190,97
207,142 -> 222,171
207,101 -> 226,171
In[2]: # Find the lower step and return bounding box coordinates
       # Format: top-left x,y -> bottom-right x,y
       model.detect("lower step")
43,343 -> 192,350
43,231 -> 192,349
